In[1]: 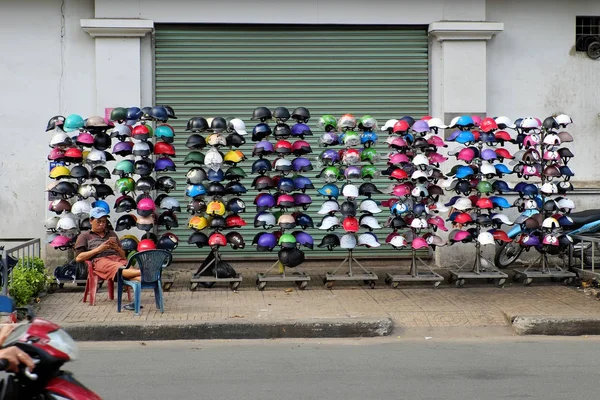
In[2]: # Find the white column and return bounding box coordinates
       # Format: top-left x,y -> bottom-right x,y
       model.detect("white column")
80,19 -> 154,113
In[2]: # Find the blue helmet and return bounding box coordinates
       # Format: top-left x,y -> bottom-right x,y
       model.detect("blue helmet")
207,168 -> 224,182
455,131 -> 475,144
293,175 -> 315,190
455,115 -> 474,128
455,166 -> 475,179
317,184 -> 339,199
494,164 -> 512,174
360,131 -> 378,145
186,184 -> 206,198
92,200 -> 110,214
490,196 -> 512,209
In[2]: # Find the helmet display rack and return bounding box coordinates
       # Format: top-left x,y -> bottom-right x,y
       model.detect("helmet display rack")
384,118 -> 446,288
322,114 -> 378,289
446,118 -> 509,287
189,118 -> 243,291
255,108 -> 311,291
511,117 -> 576,285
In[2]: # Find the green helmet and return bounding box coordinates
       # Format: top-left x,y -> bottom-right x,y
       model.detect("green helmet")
112,160 -> 134,176
361,148 -> 378,163
145,123 -> 154,138
278,233 -> 297,248
318,114 -> 338,132
224,166 -> 247,180
361,165 -> 378,179
476,180 -> 493,194
110,107 -> 128,122
115,177 -> 135,194
155,124 -> 174,139
183,151 -> 205,165
318,166 -> 341,183
358,115 -> 378,130
343,131 -> 360,146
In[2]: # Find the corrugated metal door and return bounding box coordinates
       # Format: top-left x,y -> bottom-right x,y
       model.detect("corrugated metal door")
154,24 -> 429,260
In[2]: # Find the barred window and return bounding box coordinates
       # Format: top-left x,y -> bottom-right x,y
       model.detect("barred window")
576,16 -> 600,51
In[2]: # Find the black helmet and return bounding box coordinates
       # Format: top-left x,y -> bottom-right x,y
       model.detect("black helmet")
291,107 -> 311,123
188,231 -> 209,248
278,248 -> 305,268
94,184 -> 114,199
46,115 -> 65,132
156,176 -> 177,193
50,181 -> 77,198
295,213 -> 314,229
210,215 -> 227,230
252,123 -> 272,142
455,180 -> 472,196
70,165 -> 90,182
388,216 -> 407,230
79,218 -> 92,231
226,132 -> 246,148
251,106 -> 272,121
120,237 -> 139,251
148,106 -> 169,122
160,105 -> 177,120
186,117 -> 209,132
273,107 -> 291,122
141,232 -> 158,243
317,234 -> 340,251
154,193 -> 169,208
187,199 -> 207,215
135,176 -> 156,193
340,200 -> 357,217
157,232 -> 179,251
116,214 -> 136,231
134,159 -> 154,177
206,182 -> 226,196
399,116 -> 415,127
273,123 -> 291,138
226,197 -> 246,213
89,165 -> 110,183
251,159 -> 272,174
211,117 -> 227,133
226,231 -> 245,250
542,116 -> 559,131
115,195 -> 136,213
140,106 -> 152,118
358,182 -> 382,197
158,211 -> 179,230
225,181 -> 247,195
252,176 -> 274,190
93,132 -> 111,151
186,134 -> 207,150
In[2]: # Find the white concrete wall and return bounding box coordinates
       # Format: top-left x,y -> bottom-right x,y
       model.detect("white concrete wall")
0,0 -> 94,263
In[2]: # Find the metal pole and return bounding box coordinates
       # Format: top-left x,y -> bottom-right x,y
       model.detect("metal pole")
1,247 -> 7,296
410,248 -> 417,277
348,250 -> 353,277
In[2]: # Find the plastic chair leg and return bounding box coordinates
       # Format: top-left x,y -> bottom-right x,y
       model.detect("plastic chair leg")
134,284 -> 142,315
107,280 -> 114,300
154,283 -> 164,313
83,272 -> 99,306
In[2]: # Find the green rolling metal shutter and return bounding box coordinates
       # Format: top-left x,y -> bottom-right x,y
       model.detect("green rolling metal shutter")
155,24 -> 429,261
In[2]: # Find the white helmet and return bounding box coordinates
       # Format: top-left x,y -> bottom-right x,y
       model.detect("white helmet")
448,116 -> 460,128
358,233 -> 380,248
340,233 -> 357,249
411,170 -> 429,181
453,197 -> 473,211
441,177 -> 457,189
557,197 -> 575,211
412,154 -> 429,167
256,212 -> 276,227
542,217 -> 560,229
543,133 -> 561,146
359,199 -> 382,214
540,182 -> 558,195
49,132 -> 72,148
411,184 -> 429,198
86,149 -> 106,165
555,114 -> 573,127
389,235 -> 407,249
228,118 -> 247,135
491,213 -> 513,226
477,231 -> 495,245
410,218 -> 428,229
427,117 -> 447,129
160,197 -> 181,212
44,216 -> 60,231
381,119 -> 398,131
110,124 -> 131,138
426,234 -> 447,247
359,215 -> 381,230
318,200 -> 340,215
132,142 -> 151,157
319,215 -> 340,231
494,116 -> 516,129
431,201 -> 449,213
77,184 -> 96,200
204,148 -> 223,171
524,199 -> 538,210
207,133 -> 227,147
342,184 -> 359,199
274,158 -> 292,172
480,163 -> 496,176
521,117 -> 539,129
71,200 -> 91,217
57,214 -> 79,231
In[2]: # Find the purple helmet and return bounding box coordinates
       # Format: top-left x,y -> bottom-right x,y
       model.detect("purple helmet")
344,165 -> 361,180
447,130 -> 462,141
254,193 -> 276,211
252,140 -> 274,157
320,149 -> 340,165
155,157 -> 176,172
481,148 -> 497,161
291,123 -> 312,138
113,141 -> 134,156
292,157 -> 313,172
293,175 -> 315,190
256,232 -> 277,251
521,234 -> 541,248
411,120 -> 430,133
294,231 -> 314,249
293,193 -> 312,209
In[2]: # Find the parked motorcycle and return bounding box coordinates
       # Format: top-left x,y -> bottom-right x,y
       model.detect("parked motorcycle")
0,296 -> 101,399
494,208 -> 600,268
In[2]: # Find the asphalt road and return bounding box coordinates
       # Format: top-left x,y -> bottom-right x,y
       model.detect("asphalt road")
72,337 -> 599,400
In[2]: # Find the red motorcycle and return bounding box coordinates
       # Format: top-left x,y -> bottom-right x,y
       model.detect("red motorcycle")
0,317 -> 102,399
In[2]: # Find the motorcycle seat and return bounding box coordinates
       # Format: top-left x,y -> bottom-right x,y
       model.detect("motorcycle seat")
569,209 -> 600,226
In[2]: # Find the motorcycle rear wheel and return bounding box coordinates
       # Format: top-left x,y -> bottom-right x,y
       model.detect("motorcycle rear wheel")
494,242 -> 523,269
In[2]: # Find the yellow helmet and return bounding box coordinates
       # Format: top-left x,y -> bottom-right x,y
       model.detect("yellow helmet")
223,150 -> 246,164
49,166 -> 71,179
120,234 -> 139,243
188,215 -> 209,231
206,200 -> 226,216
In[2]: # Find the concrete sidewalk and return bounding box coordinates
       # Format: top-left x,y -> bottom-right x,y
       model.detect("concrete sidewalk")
35,262 -> 600,339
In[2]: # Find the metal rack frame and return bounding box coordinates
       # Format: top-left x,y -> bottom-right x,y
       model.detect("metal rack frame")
190,247 -> 242,291
386,247 -> 443,288
323,249 -> 378,289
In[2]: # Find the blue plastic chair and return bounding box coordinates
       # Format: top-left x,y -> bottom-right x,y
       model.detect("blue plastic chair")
117,250 -> 172,316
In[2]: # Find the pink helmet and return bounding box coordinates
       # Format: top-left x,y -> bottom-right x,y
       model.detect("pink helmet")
523,134 -> 540,148
471,115 -> 482,127
542,234 -> 559,246
50,235 -> 73,250
411,237 -> 429,250
137,198 -> 156,217
388,153 -> 410,165
543,150 -> 560,161
48,148 -> 66,161
427,135 -> 447,147
389,137 -> 408,149
453,230 -> 472,243
457,148 -> 475,162
392,183 -> 412,197
76,131 -> 95,146
428,152 -> 448,164
427,216 -> 447,231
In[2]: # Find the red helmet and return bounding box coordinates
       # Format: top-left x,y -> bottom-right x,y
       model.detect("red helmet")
274,140 -> 292,154
494,130 -> 512,142
454,212 -> 473,225
471,130 -> 480,141
480,117 -> 498,133
132,124 -> 150,138
475,198 -> 493,209
208,232 -> 227,247
495,148 -> 513,160
291,140 -> 312,154
342,216 -> 359,233
64,148 -> 83,160
154,142 -> 176,156
226,214 -> 247,228
137,239 -> 156,251
390,168 -> 408,181
492,230 -> 512,243
392,120 -> 410,133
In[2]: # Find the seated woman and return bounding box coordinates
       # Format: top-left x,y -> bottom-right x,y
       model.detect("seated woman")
75,207 -> 140,310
